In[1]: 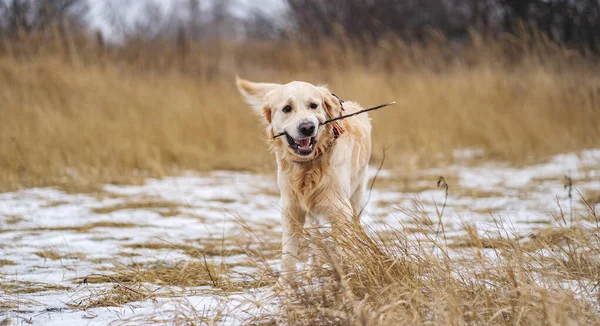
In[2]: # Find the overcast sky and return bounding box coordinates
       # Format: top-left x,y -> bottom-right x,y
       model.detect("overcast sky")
86,0 -> 286,39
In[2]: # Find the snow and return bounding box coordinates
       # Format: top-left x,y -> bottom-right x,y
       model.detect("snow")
1,150 -> 599,324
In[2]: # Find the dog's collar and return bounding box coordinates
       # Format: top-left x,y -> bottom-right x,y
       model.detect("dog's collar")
292,121 -> 345,164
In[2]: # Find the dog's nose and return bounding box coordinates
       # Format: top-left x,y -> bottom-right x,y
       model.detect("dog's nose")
298,121 -> 316,137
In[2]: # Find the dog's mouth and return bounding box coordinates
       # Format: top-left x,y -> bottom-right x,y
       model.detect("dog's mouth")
286,134 -> 316,156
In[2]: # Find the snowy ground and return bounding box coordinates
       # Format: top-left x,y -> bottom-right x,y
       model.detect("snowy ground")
1,150 -> 599,325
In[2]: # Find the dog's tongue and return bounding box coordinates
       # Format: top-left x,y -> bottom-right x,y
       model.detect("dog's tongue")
295,138 -> 311,150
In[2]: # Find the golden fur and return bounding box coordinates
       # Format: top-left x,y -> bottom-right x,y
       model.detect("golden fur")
236,77 -> 372,283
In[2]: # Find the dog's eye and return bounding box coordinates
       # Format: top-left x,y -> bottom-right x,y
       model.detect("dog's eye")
282,105 -> 292,113
309,103 -> 318,109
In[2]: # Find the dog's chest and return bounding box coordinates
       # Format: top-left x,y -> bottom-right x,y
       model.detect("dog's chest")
284,163 -> 336,212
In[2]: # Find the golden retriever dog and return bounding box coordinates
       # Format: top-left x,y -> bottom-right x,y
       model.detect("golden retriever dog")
236,77 -> 371,283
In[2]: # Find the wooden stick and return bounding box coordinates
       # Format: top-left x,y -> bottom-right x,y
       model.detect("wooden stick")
322,101 -> 396,125
273,101 -> 395,139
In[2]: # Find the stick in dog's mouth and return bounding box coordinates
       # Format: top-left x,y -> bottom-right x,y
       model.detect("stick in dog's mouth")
272,101 -> 395,139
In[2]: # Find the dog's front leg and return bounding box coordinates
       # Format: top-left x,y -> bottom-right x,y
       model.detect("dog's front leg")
280,204 -> 306,285
306,198 -> 355,278
306,217 -> 324,277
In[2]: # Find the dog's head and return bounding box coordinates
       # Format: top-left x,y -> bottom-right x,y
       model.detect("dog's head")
236,77 -> 342,159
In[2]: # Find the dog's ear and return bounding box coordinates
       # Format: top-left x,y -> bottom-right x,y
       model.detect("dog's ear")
236,76 -> 281,112
317,86 -> 342,119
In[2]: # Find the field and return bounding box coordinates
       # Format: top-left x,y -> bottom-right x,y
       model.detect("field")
1,35 -> 600,325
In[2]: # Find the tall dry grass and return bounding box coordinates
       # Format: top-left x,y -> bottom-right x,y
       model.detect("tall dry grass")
251,207 -> 600,325
1,33 -> 599,189
0,57 -> 271,189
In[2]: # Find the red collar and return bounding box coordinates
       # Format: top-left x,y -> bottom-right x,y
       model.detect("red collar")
292,122 -> 345,164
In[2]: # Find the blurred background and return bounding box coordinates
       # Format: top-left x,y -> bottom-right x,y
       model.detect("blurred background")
1,0 -> 599,189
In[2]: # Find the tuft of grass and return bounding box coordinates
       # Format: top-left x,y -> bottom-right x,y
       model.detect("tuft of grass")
55,183 -> 115,195
92,200 -> 183,215
0,280 -> 70,295
70,283 -> 153,310
81,221 -> 138,230
0,260 -> 16,267
155,207 -> 183,217
209,197 -> 238,204
2,215 -> 24,225
0,222 -> 139,235
34,248 -> 62,260
33,248 -> 85,262
122,238 -> 260,258
42,200 -> 70,208
74,258 -> 236,294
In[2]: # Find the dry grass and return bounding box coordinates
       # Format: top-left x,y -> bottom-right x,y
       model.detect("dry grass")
0,56 -> 269,190
70,283 -> 153,310
2,215 -> 24,225
54,183 -> 114,195
41,200 -> 70,208
122,241 -> 247,258
72,255 -> 273,305
0,260 -> 16,267
0,221 -> 138,235
0,34 -> 599,190
32,249 -> 86,262
121,231 -> 282,262
0,280 -> 70,295
82,221 -> 138,229
119,260 -> 227,288
34,248 -> 62,261
91,200 -> 182,214
249,212 -> 600,325
69,235 -> 281,312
